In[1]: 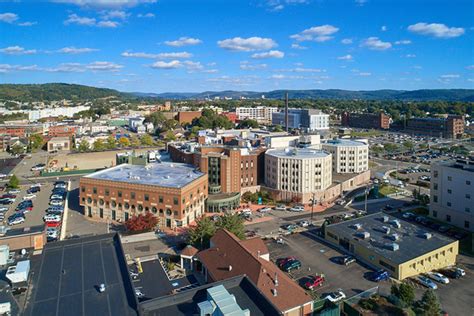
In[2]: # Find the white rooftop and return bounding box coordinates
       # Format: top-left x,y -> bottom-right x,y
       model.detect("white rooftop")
266,148 -> 330,159
84,162 -> 205,188
324,139 -> 367,147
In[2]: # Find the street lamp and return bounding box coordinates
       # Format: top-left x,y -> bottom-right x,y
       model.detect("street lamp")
309,192 -> 317,225
364,184 -> 370,214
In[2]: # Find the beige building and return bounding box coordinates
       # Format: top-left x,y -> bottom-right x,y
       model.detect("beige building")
430,159 -> 474,232
322,139 -> 369,173
325,212 -> 459,280
235,106 -> 278,123
264,148 -> 332,202
47,136 -> 71,152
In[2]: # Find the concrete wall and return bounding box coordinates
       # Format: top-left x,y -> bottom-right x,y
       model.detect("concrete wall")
0,232 -> 46,251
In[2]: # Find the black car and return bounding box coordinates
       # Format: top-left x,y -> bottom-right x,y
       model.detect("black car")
335,255 -> 356,266
18,200 -> 33,207
54,181 -> 67,186
440,268 -> 462,279
27,187 -> 40,194
0,199 -> 14,205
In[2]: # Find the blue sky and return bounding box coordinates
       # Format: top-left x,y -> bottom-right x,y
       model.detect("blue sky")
1,0 -> 473,92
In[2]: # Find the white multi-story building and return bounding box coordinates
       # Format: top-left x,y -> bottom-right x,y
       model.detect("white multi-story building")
430,160 -> 474,232
265,148 -> 332,197
322,139 -> 369,173
272,109 -> 329,132
236,106 -> 278,123
265,134 -> 321,149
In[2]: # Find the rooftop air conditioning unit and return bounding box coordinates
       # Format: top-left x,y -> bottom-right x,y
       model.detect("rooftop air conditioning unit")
382,216 -> 389,223
356,231 -> 370,239
387,243 -> 399,251
421,232 -> 432,240
391,220 -> 401,228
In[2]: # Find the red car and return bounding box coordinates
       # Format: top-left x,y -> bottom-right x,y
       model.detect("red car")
1,194 -> 16,199
305,275 -> 325,290
46,221 -> 61,228
277,256 -> 297,268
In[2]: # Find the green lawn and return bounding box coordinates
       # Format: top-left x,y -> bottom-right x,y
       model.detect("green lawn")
378,185 -> 399,196
350,129 -> 384,138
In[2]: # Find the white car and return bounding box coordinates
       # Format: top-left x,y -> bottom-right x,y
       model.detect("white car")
49,200 -> 64,206
240,209 -> 252,216
454,267 -> 466,277
324,290 -> 346,303
44,214 -> 61,222
258,207 -> 272,213
417,276 -> 438,289
289,206 -> 304,212
55,184 -> 67,189
427,272 -> 449,284
50,194 -> 64,200
0,207 -> 9,212
8,189 -> 21,194
0,174 -> 8,179
23,194 -> 37,200
8,217 -> 25,225
298,220 -> 310,227
274,205 -> 287,211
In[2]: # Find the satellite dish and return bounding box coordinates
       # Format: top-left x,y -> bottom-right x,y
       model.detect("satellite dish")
21,249 -> 26,255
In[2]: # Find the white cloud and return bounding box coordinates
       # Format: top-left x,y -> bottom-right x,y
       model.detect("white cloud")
290,24 -> 339,42
218,37 -> 277,51
276,67 -> 323,73
46,63 -> 86,72
291,43 -> 307,50
101,10 -> 129,20
52,0 -> 157,8
337,54 -> 353,61
86,61 -> 123,71
240,61 -> 267,70
271,74 -> 285,79
341,38 -> 353,44
150,60 -> 183,69
361,37 -> 392,50
18,21 -> 37,26
137,12 -> 154,18
251,50 -> 284,59
0,46 -> 37,55
394,40 -> 411,45
64,14 -> 96,26
359,72 -> 371,76
58,46 -> 98,54
121,51 -> 192,59
0,13 -> 18,24
265,0 -> 309,12
381,25 -> 387,32
182,60 -> 204,71
405,54 -> 416,58
97,20 -> 119,27
408,22 -> 464,38
164,37 -> 202,47
440,74 -> 460,79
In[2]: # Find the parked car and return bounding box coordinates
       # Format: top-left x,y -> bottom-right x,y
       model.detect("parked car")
31,164 -> 46,171
298,220 -> 310,227
1,194 -> 16,199
417,276 -> 438,289
49,200 -> 64,206
289,206 -> 305,212
50,194 -> 65,200
277,257 -> 297,268
55,183 -> 67,189
282,259 -> 301,272
304,275 -> 325,290
0,199 -> 15,205
258,207 -> 272,213
335,255 -> 356,266
46,221 -> 61,228
427,272 -> 449,284
402,212 -> 414,219
44,214 -> 62,222
27,187 -> 40,194
369,270 -> 389,282
23,193 -> 37,200
438,226 -> 450,233
274,204 -> 287,211
8,189 -> 20,194
0,207 -> 8,212
324,290 -> 346,303
8,216 -> 25,226
283,224 -> 297,231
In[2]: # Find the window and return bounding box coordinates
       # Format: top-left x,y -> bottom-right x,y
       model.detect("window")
447,189 -> 452,194
105,189 -> 109,196
466,207 -> 471,213
433,195 -> 438,203
111,201 -> 117,208
93,187 -> 97,194
174,211 -> 178,216
124,212 -> 129,221
173,197 -> 178,205
447,176 -> 452,181
466,194 -> 471,199
131,192 -> 136,200
144,194 -> 149,201
446,214 -> 451,222
99,208 -> 103,218
138,205 -> 143,211
433,183 -> 438,190
433,210 -> 437,218
159,196 -> 163,203
152,207 -> 157,213
124,202 -> 130,210
467,180 -> 471,185
447,202 -> 452,207
118,191 -> 122,198
81,187 -> 85,193
465,221 -> 470,229
433,171 -> 438,178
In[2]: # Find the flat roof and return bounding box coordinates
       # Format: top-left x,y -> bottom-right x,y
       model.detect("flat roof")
266,148 -> 330,159
326,212 -> 457,265
84,162 -> 205,188
323,139 -> 367,147
139,275 -> 281,316
23,234 -> 138,316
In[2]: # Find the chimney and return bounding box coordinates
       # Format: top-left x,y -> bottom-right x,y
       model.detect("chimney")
257,250 -> 261,257
285,92 -> 289,132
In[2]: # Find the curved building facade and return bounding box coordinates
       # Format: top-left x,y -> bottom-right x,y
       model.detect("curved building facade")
322,139 -> 369,174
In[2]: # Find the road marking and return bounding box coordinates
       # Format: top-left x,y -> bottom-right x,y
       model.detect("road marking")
59,180 -> 70,241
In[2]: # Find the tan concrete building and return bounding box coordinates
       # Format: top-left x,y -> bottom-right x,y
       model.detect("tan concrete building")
47,136 -> 71,152
322,139 -> 369,173
325,212 -> 459,280
264,148 -> 332,203
79,162 -> 208,229
430,159 -> 474,232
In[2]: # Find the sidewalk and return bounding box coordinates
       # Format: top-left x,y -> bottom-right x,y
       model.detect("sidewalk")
120,231 -> 158,244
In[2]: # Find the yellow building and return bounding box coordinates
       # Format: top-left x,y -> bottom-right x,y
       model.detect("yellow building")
325,212 -> 459,280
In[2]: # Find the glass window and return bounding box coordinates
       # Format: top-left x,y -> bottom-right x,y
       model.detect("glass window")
152,207 -> 157,213
173,197 -> 178,205
93,187 -> 97,194
144,194 -> 149,201
105,189 -> 109,196
131,192 -> 136,199
81,187 -> 85,192
118,191 -> 122,198
159,196 -> 163,203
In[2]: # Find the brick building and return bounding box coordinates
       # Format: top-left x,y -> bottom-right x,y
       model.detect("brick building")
405,115 -> 464,139
176,111 -> 202,124
79,162 -> 208,229
48,125 -> 76,138
341,112 -> 391,130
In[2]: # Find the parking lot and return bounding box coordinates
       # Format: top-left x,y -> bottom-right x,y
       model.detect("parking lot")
266,229 -> 386,299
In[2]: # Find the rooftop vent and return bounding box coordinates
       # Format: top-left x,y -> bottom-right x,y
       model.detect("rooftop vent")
164,175 -> 170,179
386,243 -> 399,251
391,220 -> 401,229
389,233 -> 400,241
351,223 -> 362,230
382,216 -> 389,223
356,231 -> 370,239
272,289 -> 278,297
421,232 -> 432,240
382,226 -> 390,234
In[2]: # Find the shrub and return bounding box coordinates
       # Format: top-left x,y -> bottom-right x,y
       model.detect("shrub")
125,212 -> 159,232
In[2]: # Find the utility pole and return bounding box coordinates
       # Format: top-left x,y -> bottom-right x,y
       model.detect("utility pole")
364,184 -> 369,214
310,192 -> 316,225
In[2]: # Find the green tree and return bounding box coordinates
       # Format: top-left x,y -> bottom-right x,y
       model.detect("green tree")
416,289 -> 441,316
164,131 -> 176,142
106,136 -> 116,149
398,283 -> 415,306
10,143 -> 25,155
130,136 -> 141,147
78,139 -> 90,152
29,133 -> 44,151
216,213 -> 246,240
403,141 -> 415,151
93,139 -> 106,151
118,137 -> 131,147
273,125 -> 284,132
237,119 -> 259,129
188,217 -> 217,249
140,134 -> 154,146
7,174 -> 19,188
384,143 -> 400,153
145,112 -> 167,128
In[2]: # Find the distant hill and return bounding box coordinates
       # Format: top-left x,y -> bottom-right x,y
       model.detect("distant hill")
0,83 -> 125,101
1,83 -> 473,102
142,88 -> 474,101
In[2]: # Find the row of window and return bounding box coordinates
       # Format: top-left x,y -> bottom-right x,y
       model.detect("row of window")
408,247 -> 454,270
432,211 -> 470,228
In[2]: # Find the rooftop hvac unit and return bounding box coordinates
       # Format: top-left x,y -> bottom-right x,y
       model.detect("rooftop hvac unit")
391,220 -> 401,228
356,231 -> 370,239
382,226 -> 390,234
387,243 -> 399,251
0,245 -> 9,266
351,223 -> 362,230
382,216 -> 389,223
421,232 -> 432,240
389,233 -> 400,241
